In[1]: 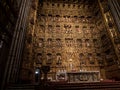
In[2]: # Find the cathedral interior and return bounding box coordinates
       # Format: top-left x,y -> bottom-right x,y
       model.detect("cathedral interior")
0,0 -> 120,90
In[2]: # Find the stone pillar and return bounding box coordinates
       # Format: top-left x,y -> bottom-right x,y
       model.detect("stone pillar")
2,0 -> 32,87
108,0 -> 120,32
19,0 -> 39,84
14,1 -> 31,82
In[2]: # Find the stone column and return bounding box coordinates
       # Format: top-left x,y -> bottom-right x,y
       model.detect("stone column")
2,0 -> 32,86
108,0 -> 120,32
14,0 -> 31,82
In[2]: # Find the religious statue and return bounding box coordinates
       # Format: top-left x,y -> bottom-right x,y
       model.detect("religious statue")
37,53 -> 42,64
56,54 -> 62,65
46,53 -> 52,64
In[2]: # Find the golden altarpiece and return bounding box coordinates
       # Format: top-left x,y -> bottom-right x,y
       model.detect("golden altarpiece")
20,0 -> 120,83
